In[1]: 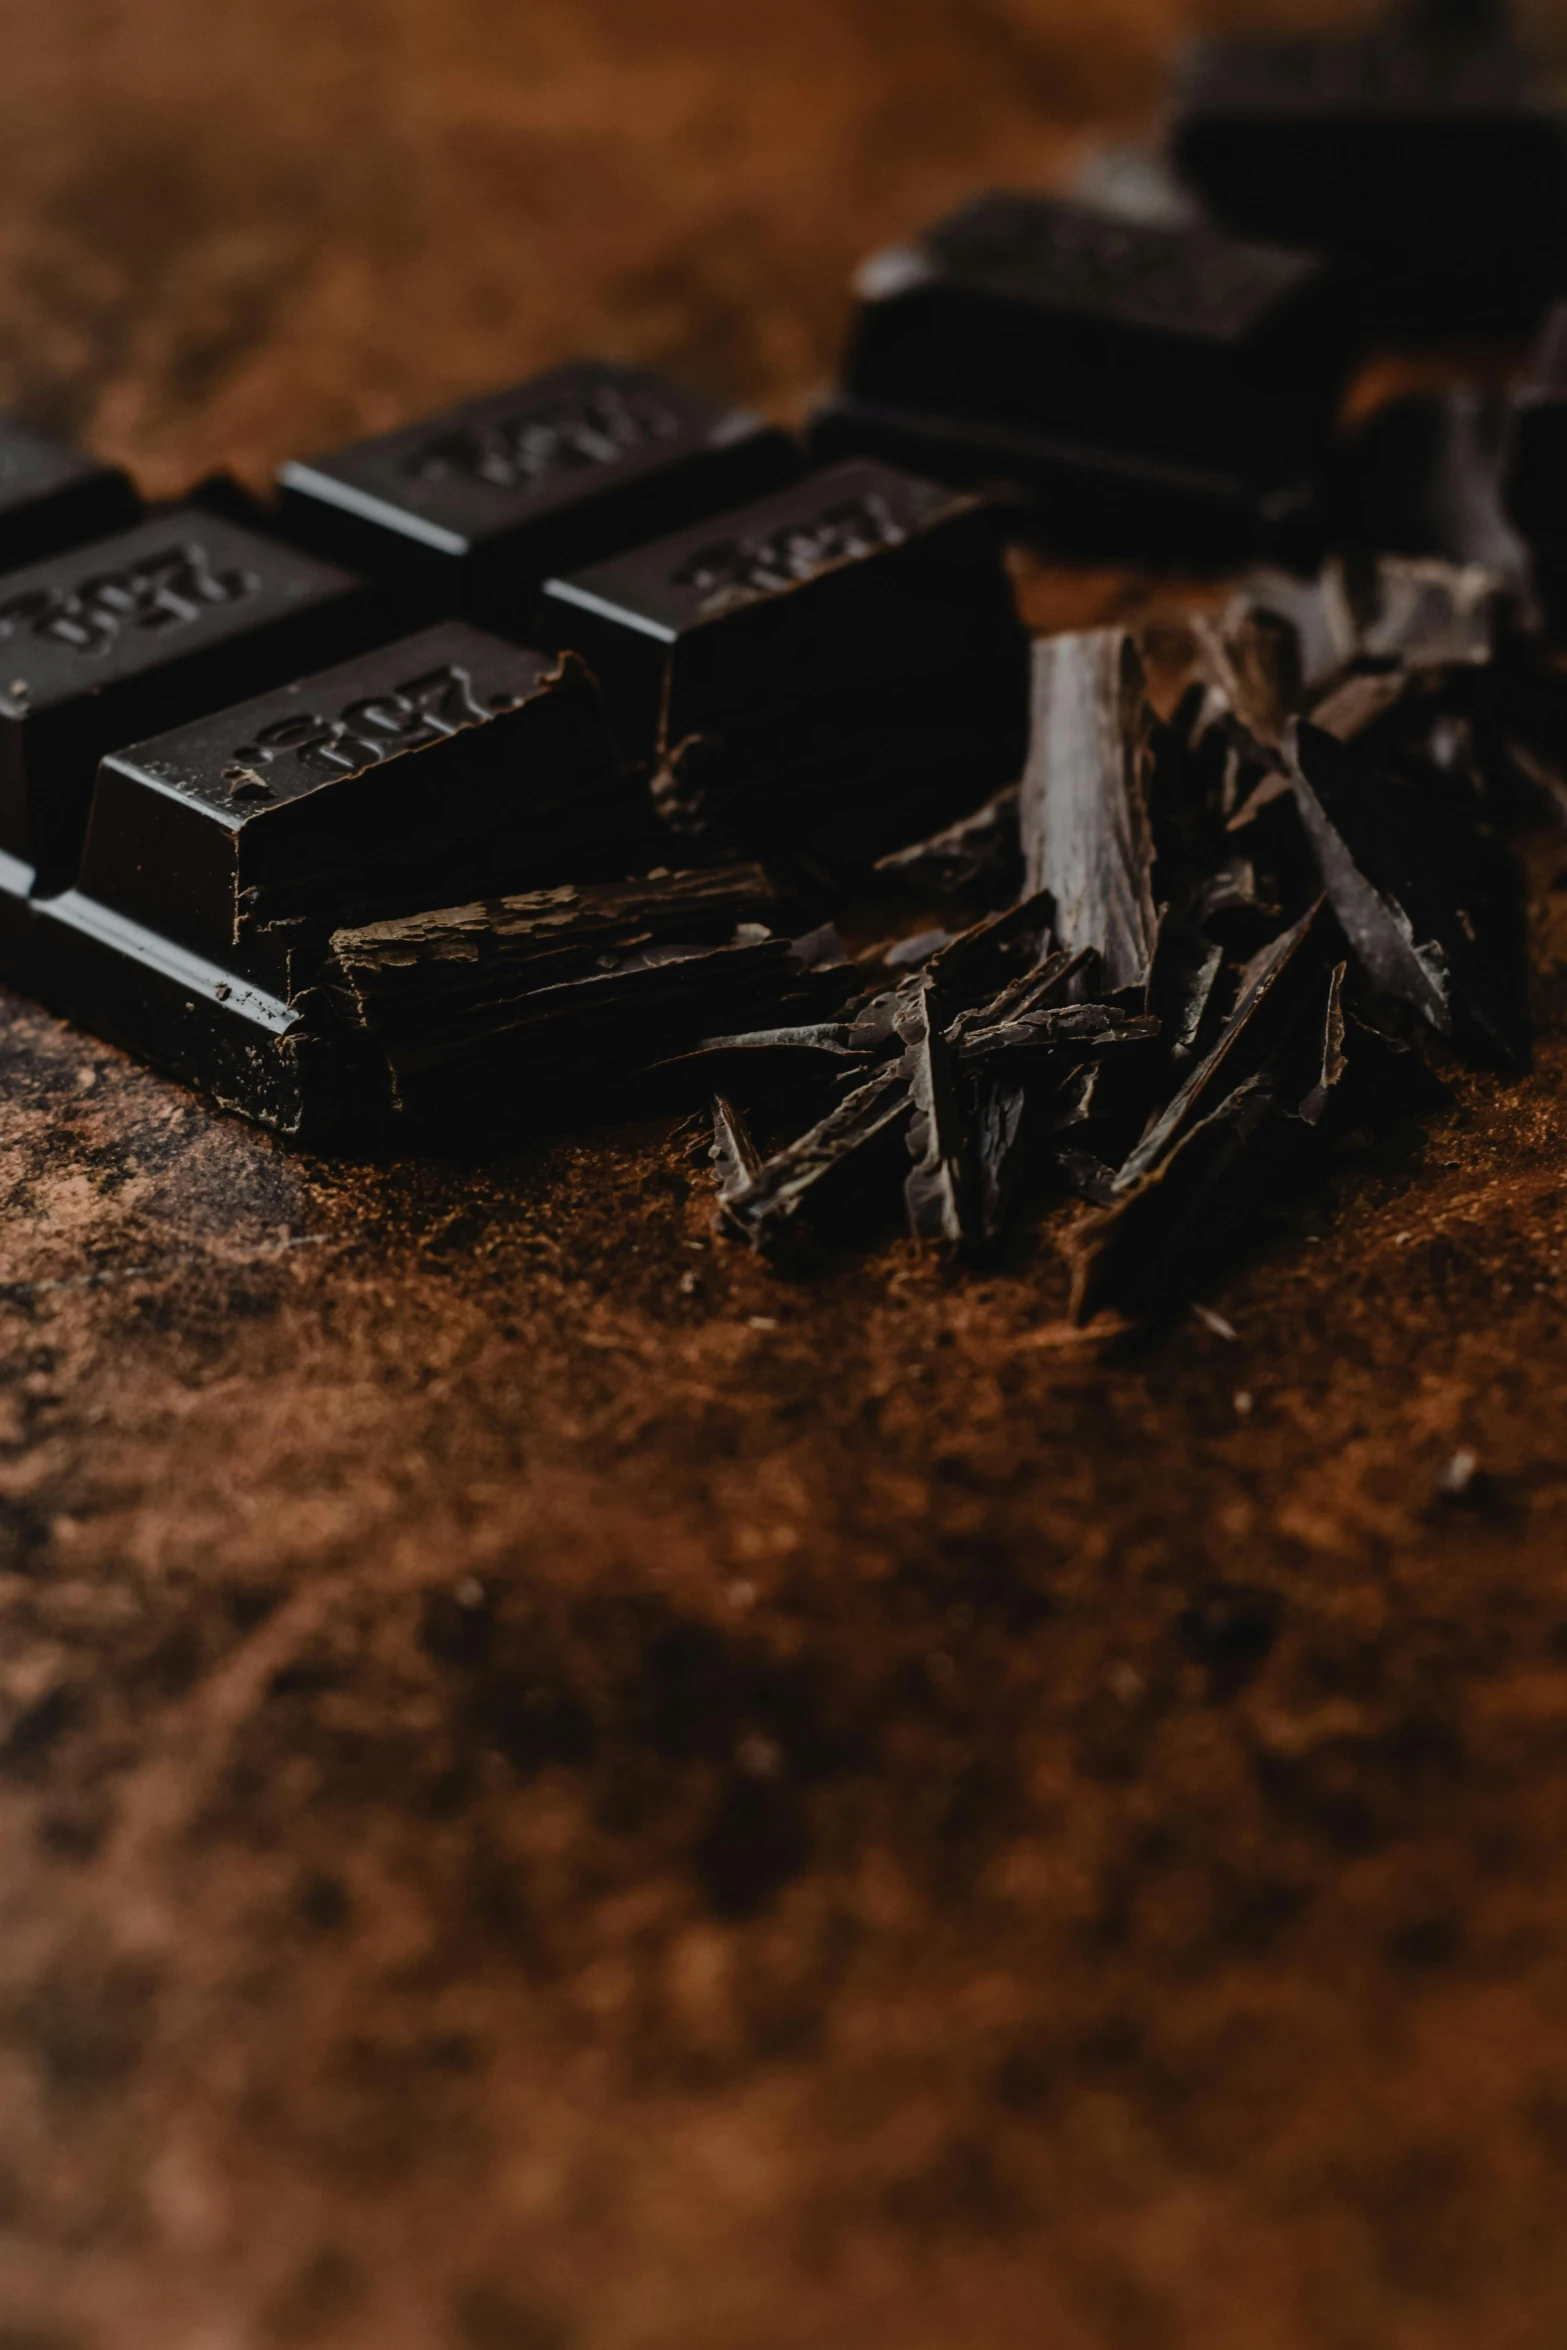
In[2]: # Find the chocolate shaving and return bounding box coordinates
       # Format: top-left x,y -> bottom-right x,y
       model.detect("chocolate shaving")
874,783 -> 1023,899
721,1068 -> 912,1250
710,1091 -> 764,1209
896,971 -> 972,1244
1286,719 -> 1526,1065
1020,630 -> 1158,993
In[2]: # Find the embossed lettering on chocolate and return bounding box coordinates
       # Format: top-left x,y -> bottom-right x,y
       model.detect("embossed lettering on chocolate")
539,459 -> 1028,861
71,625 -> 626,981
811,194 -> 1360,560
0,418 -> 141,573
0,512 -> 385,894
275,362 -> 802,634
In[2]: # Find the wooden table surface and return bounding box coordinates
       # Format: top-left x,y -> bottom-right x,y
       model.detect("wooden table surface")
6,3 -> 1567,2346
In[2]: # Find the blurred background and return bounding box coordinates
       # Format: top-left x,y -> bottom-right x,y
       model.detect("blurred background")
6,0 -> 1560,498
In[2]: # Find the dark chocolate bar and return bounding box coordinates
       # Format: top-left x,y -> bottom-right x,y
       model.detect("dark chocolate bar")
811,194 -> 1359,562
69,625 -> 627,984
1168,13 -> 1567,335
0,418 -> 141,574
0,511 -> 384,893
539,459 -> 1028,858
276,362 -> 801,634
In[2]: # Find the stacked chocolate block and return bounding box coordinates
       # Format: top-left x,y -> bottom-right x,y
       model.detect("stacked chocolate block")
2,0 -> 1567,1324
0,373 -> 1027,1139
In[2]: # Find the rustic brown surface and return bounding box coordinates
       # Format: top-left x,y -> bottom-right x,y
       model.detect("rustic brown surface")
5,2 -> 1567,2346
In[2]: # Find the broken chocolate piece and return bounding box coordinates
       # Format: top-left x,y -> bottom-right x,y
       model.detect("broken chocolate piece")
1116,900 -> 1329,1188
0,511 -> 383,893
721,1068 -> 912,1251
1169,13 -> 1567,335
896,970 -> 971,1243
1065,951 -> 1352,1321
541,460 -> 1028,860
874,782 -> 1023,901
812,193 -> 1358,560
975,1078 -> 1028,1240
1190,606 -> 1301,751
1065,1070 -> 1292,1323
1338,392 -> 1527,580
1020,631 -> 1157,994
954,1001 -> 1159,1068
1286,717 -> 1525,1065
319,865 -> 803,1116
72,627 -> 627,981
1336,555 -> 1506,668
0,419 -> 140,571
278,362 -> 801,632
710,1092 -> 764,1211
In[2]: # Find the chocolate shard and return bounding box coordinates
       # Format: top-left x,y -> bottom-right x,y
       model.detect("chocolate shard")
1169,14 -> 1567,336
670,1020 -> 868,1070
955,1001 -> 1159,1067
923,887 -> 1056,1003
811,192 -> 1358,561
69,629 -> 628,989
1338,392 -> 1528,579
896,970 -> 972,1243
0,419 -> 140,571
1190,605 -> 1302,750
1505,302 -> 1567,631
1021,631 -> 1158,994
540,460 -> 1028,863
278,362 -> 801,632
1225,568 -> 1356,693
1065,1069 -> 1288,1323
1336,555 -> 1507,668
1116,899 -> 1329,1189
1144,909 -> 1226,1077
1309,668 -> 1419,745
1285,717 -> 1526,1065
946,944 -> 1093,1052
722,1068 -> 912,1251
1299,959 -> 1350,1126
1067,950 -> 1354,1320
0,511 -> 384,894
874,782 -> 1023,900
975,1078 -> 1028,1239
710,1091 -> 764,1211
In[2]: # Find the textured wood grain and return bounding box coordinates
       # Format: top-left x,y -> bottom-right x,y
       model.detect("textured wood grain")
9,5 -> 1567,2350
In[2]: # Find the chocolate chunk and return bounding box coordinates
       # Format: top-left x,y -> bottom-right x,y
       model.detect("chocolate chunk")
540,460 -> 1028,860
1286,718 -> 1526,1065
72,626 -> 626,982
317,865 -> 800,1117
278,363 -> 801,632
0,419 -> 140,572
0,511 -> 383,892
1169,15 -> 1567,335
1020,631 -> 1158,994
811,194 -> 1358,560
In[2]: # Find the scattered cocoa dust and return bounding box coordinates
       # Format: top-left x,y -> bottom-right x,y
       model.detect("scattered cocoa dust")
3,3 -> 1567,2348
